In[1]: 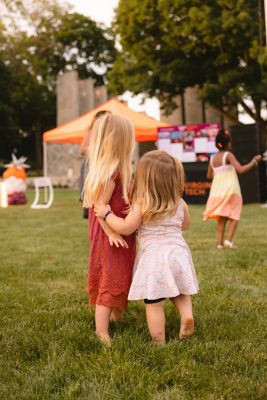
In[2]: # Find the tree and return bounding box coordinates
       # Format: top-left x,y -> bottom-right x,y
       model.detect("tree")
109,0 -> 267,125
0,0 -> 116,167
54,13 -> 116,84
0,60 -> 18,158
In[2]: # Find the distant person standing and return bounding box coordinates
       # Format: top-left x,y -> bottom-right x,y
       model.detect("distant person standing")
80,110 -> 110,218
203,129 -> 262,248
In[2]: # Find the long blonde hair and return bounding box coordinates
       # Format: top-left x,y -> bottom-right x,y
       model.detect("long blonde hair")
83,113 -> 135,207
130,150 -> 185,222
88,110 -> 110,131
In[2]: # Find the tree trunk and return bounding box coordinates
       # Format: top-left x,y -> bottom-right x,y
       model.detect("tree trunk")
35,125 -> 42,169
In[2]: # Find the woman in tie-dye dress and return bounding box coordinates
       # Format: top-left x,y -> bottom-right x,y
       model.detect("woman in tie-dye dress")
204,129 -> 262,248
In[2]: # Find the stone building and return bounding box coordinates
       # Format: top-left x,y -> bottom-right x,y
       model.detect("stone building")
160,86 -> 236,127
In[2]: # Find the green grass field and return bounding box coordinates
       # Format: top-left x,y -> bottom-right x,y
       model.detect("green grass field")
0,190 -> 266,400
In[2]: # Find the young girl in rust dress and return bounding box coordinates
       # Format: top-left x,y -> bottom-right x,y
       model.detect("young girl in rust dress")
83,114 -> 136,346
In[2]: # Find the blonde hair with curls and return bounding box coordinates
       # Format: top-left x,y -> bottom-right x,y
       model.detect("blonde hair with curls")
130,150 -> 185,222
83,113 -> 135,207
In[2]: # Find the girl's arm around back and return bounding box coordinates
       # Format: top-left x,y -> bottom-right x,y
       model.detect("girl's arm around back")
97,180 -> 129,248
94,203 -> 142,236
180,199 -> 190,230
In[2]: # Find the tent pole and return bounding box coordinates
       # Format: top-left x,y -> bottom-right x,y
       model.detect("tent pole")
43,141 -> 48,202
43,141 -> 48,177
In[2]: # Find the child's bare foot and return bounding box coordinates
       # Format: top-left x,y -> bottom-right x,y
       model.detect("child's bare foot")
110,308 -> 124,322
179,316 -> 194,339
96,331 -> 112,347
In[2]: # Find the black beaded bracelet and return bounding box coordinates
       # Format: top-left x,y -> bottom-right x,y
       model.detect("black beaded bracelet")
103,210 -> 113,221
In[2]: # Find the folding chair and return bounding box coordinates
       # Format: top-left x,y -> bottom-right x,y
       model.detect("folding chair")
31,177 -> 54,209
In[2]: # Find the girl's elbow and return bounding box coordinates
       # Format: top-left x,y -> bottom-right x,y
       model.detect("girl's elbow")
234,164 -> 244,174
115,225 -> 134,236
121,227 -> 136,236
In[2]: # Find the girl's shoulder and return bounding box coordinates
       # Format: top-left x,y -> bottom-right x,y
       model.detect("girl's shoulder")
212,151 -> 232,167
224,151 -> 235,165
224,150 -> 234,158
167,199 -> 185,221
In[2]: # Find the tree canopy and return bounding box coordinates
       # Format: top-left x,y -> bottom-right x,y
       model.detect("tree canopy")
0,0 -> 116,167
109,0 -> 267,124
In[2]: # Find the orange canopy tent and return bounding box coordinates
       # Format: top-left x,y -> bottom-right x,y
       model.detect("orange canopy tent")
43,98 -> 170,143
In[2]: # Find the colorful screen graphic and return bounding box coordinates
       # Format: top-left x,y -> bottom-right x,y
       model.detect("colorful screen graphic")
157,124 -> 220,162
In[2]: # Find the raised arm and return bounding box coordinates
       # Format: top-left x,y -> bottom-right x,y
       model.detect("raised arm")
227,152 -> 262,174
94,203 -> 142,236
180,199 -> 190,231
97,180 -> 129,248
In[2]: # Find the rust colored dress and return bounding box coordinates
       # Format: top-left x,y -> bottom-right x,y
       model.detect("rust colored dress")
87,175 -> 136,310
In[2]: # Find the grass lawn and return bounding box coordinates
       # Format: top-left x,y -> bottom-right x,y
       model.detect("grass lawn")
0,189 -> 266,400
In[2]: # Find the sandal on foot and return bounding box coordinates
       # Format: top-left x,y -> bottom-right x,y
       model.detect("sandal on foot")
224,240 -> 236,248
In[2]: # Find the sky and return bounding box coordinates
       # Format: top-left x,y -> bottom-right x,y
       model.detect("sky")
64,0 -> 253,124
64,0 -> 161,120
66,0 -> 118,27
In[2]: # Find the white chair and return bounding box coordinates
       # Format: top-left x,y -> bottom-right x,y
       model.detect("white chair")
31,177 -> 54,209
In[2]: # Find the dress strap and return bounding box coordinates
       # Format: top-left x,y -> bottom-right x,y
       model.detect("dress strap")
222,152 -> 229,165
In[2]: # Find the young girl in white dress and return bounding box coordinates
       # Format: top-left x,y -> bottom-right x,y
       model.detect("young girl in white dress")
94,150 -> 199,345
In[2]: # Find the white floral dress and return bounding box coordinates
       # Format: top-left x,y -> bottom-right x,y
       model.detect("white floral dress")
128,201 -> 199,301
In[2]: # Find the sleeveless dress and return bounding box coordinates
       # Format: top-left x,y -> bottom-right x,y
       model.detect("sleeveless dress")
203,152 -> 242,221
87,175 -> 136,310
128,201 -> 199,301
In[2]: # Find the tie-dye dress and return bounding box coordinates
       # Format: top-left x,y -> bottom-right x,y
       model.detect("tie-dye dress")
203,151 -> 242,221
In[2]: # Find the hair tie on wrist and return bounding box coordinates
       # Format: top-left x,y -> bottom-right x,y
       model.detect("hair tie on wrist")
103,210 -> 113,221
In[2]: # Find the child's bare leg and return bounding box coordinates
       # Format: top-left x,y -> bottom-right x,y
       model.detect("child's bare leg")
217,217 -> 227,246
171,295 -> 194,339
145,300 -> 166,345
110,308 -> 124,322
226,219 -> 238,242
95,304 -> 112,346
